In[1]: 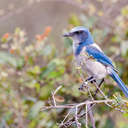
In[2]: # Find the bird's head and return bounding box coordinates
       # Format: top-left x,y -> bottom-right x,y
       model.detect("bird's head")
63,26 -> 94,45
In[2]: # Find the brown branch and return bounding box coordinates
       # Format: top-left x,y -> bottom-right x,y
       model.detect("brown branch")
59,109 -> 72,127
75,106 -> 81,128
41,85 -> 113,128
51,85 -> 62,106
41,100 -> 113,110
42,98 -> 113,128
41,78 -> 126,127
88,104 -> 96,128
85,104 -> 88,128
41,105 -> 74,111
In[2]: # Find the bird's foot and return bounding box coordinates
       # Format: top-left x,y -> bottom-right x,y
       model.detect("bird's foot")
79,81 -> 88,90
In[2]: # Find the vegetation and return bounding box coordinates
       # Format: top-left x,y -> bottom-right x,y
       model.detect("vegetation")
0,1 -> 128,128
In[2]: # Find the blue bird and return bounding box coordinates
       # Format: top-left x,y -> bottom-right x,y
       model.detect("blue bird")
63,26 -> 128,98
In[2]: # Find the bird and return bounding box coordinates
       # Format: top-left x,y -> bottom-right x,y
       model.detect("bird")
63,26 -> 128,98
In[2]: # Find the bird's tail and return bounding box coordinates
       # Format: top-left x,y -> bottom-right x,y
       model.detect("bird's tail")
109,68 -> 128,98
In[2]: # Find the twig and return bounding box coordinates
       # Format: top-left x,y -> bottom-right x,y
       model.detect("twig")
59,109 -> 72,127
41,77 -> 125,128
88,104 -> 96,128
58,100 -> 112,128
41,100 -> 113,111
93,82 -> 108,99
52,91 -> 56,106
86,104 -> 88,128
93,82 -> 112,107
52,85 -> 62,106
93,82 -> 126,113
41,105 -> 74,111
75,106 -> 81,128
87,87 -> 94,100
42,99 -> 113,128
54,85 -> 62,94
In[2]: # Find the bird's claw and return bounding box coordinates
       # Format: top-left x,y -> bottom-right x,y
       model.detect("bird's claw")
78,81 -> 88,90
78,85 -> 84,90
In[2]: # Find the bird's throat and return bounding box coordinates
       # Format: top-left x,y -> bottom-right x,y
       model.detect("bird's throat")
74,42 -> 85,56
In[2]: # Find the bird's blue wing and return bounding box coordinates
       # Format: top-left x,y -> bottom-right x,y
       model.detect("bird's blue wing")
85,45 -> 128,98
85,45 -> 115,69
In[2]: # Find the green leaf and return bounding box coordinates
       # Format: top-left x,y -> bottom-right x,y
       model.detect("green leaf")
40,62 -> 56,78
1,38 -> 8,43
35,83 -> 40,93
28,66 -> 41,75
121,6 -> 128,16
69,14 -> 81,26
40,59 -> 65,79
111,35 -> 121,43
0,51 -> 24,68
40,84 -> 53,99
28,101 -> 44,120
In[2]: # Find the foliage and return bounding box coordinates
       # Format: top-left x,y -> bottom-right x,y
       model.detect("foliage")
0,1 -> 128,128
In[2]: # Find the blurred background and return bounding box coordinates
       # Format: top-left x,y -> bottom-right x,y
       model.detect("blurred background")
0,0 -> 128,127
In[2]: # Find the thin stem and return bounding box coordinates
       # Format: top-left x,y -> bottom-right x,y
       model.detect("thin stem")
86,105 -> 88,128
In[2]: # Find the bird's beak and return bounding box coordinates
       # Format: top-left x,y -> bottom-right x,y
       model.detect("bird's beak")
63,32 -> 72,37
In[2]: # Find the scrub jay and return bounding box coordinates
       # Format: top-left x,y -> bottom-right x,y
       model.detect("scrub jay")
63,26 -> 128,98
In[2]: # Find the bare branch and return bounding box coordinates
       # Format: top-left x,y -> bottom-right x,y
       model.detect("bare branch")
51,85 -> 62,106
85,104 -> 88,128
41,105 -> 74,111
59,109 -> 72,127
93,82 -> 112,107
41,77 -> 126,127
41,99 -> 113,110
75,106 -> 81,128
88,104 -> 96,128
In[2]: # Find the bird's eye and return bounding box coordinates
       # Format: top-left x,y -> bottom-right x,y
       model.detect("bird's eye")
75,31 -> 81,35
75,31 -> 79,34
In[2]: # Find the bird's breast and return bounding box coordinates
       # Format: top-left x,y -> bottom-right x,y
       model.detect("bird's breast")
75,46 -> 107,79
85,60 -> 107,79
75,46 -> 89,67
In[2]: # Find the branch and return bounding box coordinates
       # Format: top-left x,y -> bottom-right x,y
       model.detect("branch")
41,78 -> 127,127
41,99 -> 113,111
85,104 -> 88,128
88,104 -> 96,128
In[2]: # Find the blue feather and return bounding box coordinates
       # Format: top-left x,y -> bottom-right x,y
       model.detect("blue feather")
86,46 -> 115,69
109,69 -> 128,98
75,43 -> 85,56
85,45 -> 128,97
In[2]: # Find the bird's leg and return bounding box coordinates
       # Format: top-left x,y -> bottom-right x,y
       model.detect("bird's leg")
85,76 -> 94,82
93,79 -> 104,99
79,76 -> 96,90
86,77 -> 96,83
